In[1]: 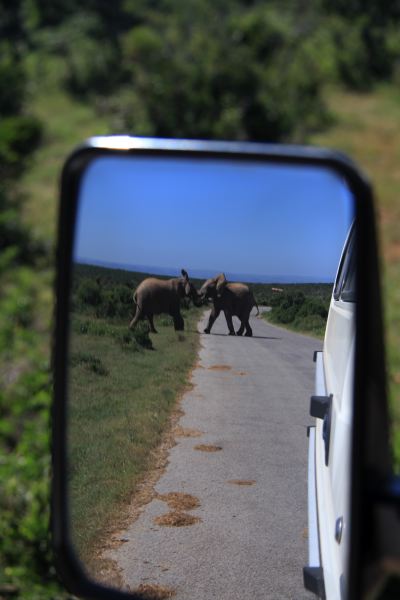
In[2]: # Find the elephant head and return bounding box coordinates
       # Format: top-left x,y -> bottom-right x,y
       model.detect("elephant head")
179,269 -> 203,306
199,273 -> 227,301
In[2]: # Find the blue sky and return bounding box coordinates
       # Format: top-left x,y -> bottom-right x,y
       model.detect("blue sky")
74,155 -> 354,283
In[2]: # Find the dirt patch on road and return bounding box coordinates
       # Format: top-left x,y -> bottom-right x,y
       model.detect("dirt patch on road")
194,444 -> 223,452
134,583 -> 176,599
208,364 -> 247,376
157,492 -> 200,511
227,479 -> 256,486
154,511 -> 201,527
174,426 -> 203,438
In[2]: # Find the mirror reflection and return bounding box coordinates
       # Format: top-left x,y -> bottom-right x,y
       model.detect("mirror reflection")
67,156 -> 354,598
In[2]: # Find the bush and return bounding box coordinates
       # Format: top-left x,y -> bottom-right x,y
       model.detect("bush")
77,278 -> 102,307
116,4 -> 334,142
293,314 -> 326,334
297,298 -> 328,320
131,322 -> 153,350
51,13 -> 122,98
70,352 -> 109,376
119,324 -> 153,352
75,283 -> 132,320
268,291 -> 328,329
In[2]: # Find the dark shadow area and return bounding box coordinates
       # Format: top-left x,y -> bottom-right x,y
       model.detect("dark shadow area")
198,332 -> 281,340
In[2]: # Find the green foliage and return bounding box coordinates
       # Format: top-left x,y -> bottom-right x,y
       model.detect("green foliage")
125,322 -> 154,350
77,277 -> 103,307
0,267 -> 69,598
75,274 -> 135,320
321,2 -> 400,90
0,115 -> 42,174
56,13 -> 122,97
264,288 -> 330,338
119,327 -> 153,352
0,200 -> 44,267
114,3 -> 334,141
0,40 -> 43,269
0,44 -> 26,115
0,41 -> 43,179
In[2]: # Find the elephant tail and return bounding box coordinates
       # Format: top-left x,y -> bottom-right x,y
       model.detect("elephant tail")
132,291 -> 142,312
253,297 -> 260,316
129,291 -> 141,329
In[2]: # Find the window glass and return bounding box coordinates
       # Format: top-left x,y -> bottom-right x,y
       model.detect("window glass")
333,225 -> 355,301
341,235 -> 356,302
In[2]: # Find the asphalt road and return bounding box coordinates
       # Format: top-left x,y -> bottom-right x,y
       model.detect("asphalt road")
107,311 -> 321,599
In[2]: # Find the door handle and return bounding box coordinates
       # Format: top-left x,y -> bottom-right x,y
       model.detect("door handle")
310,394 -> 333,466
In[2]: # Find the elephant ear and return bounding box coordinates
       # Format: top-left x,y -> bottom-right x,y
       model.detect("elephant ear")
181,269 -> 191,296
215,273 -> 227,297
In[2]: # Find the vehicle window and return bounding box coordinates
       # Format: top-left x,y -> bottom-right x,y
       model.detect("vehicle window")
340,235 -> 356,302
333,225 -> 355,301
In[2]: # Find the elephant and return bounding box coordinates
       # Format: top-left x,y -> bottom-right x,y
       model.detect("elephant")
199,273 -> 259,336
129,269 -> 202,333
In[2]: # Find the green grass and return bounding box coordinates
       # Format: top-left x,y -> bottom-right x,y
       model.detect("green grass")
67,304 -> 203,573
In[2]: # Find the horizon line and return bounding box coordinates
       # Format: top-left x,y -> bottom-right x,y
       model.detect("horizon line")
75,257 -> 334,285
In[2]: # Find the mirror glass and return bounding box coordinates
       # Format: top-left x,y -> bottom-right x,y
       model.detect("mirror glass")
67,155 -> 355,598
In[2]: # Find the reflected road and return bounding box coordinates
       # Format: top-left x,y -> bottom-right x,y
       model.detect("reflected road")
107,311 -> 320,600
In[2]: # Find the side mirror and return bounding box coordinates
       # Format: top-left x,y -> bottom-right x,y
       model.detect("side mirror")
51,137 -> 399,599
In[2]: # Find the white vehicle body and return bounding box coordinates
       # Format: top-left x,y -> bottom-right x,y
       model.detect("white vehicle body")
304,224 -> 356,599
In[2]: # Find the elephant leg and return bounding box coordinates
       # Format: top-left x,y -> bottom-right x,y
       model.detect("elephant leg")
224,311 -> 236,336
236,321 -> 245,336
147,314 -> 158,333
204,307 -> 220,333
245,319 -> 253,337
173,312 -> 184,331
129,307 -> 142,330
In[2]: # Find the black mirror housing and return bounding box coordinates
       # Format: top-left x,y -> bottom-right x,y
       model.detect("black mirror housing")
51,137 -> 398,599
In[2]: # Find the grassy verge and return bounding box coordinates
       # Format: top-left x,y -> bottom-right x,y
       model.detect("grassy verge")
68,295 -> 203,570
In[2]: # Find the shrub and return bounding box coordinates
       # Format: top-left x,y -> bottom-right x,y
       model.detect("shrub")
119,323 -> 153,351
119,331 -> 141,353
293,314 -> 326,335
267,289 -> 329,336
77,279 -> 102,307
69,352 -> 109,376
132,322 -> 153,350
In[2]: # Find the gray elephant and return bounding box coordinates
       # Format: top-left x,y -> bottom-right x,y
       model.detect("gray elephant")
129,269 -> 202,333
199,273 -> 259,336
